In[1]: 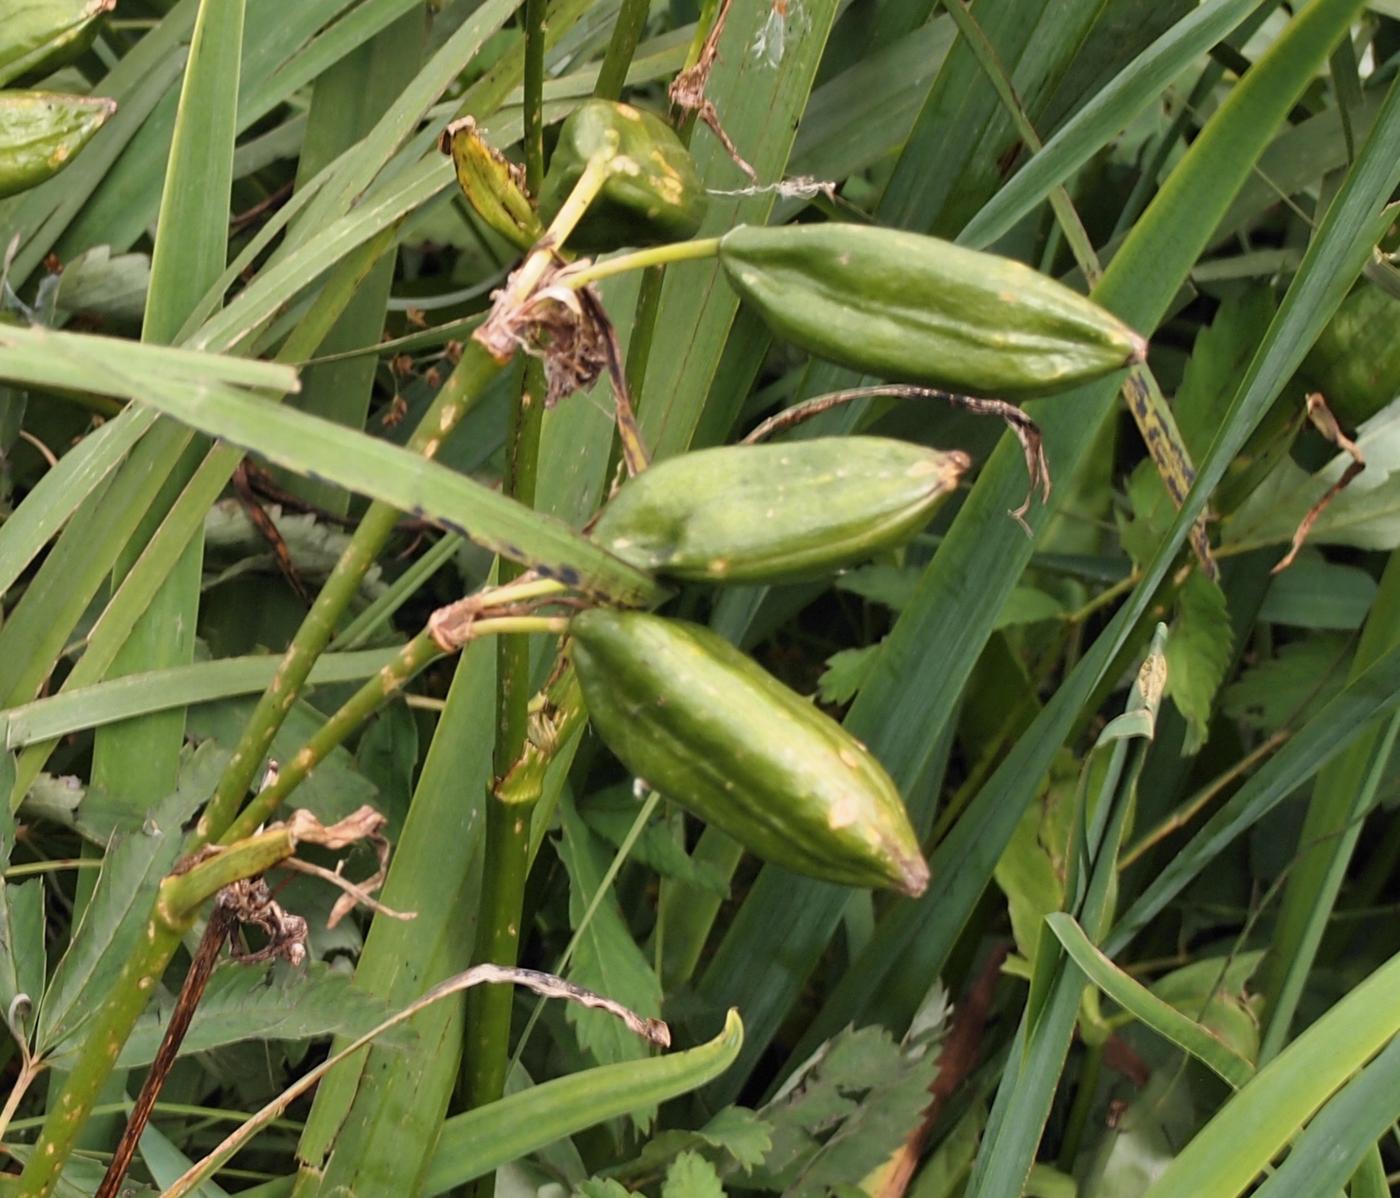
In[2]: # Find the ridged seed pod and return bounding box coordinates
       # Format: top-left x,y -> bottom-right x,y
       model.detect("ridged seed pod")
718,222 -> 1147,399
570,609 -> 929,896
591,437 -> 968,583
539,99 -> 706,252
0,0 -> 112,88
0,90 -> 115,198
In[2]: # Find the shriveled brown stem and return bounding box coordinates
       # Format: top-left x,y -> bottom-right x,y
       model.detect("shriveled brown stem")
95,906 -> 237,1198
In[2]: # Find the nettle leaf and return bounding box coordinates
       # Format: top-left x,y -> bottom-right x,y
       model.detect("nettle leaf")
819,644 -> 882,704
662,1151 -> 726,1198
1165,571 -> 1233,754
557,796 -> 663,1129
1151,952 -> 1265,1067
1220,634 -> 1352,734
995,586 -> 1067,629
581,787 -> 729,896
203,500 -> 388,597
77,739 -> 229,842
36,748 -> 220,1059
752,1025 -> 940,1196
698,1107 -> 774,1171
94,960 -> 411,1071
623,1106 -> 774,1178
1174,286 -> 1279,459
578,1181 -> 635,1198
1117,460 -> 1176,570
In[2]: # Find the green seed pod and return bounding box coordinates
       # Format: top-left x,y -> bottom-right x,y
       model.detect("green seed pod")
0,90 -> 115,199
718,223 -> 1147,399
438,116 -> 542,253
1300,281 -> 1400,426
0,0 -> 112,88
591,436 -> 968,583
570,608 -> 929,896
539,99 -> 706,252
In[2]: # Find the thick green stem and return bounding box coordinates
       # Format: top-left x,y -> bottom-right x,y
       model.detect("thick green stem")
18,918 -> 187,1198
196,340 -> 505,848
594,0 -> 651,102
226,614 -> 568,845
464,357 -> 547,1126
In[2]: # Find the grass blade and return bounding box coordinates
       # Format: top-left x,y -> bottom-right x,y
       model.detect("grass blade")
1142,949 -> 1400,1198
422,1011 -> 744,1196
1045,913 -> 1254,1089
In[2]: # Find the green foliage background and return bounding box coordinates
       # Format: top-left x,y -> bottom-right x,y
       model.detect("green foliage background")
2,0 -> 1400,1195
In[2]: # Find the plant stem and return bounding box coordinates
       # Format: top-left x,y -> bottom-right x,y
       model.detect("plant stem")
594,0 -> 651,102
196,340 -> 505,848
562,237 -> 722,289
523,0 -> 546,193
226,615 -> 568,845
463,373 -> 547,1127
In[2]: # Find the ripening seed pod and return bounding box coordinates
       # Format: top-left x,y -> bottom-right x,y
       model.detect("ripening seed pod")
590,437 -> 968,584
0,0 -> 112,88
570,608 -> 929,896
0,90 -> 115,198
538,99 -> 706,252
718,222 -> 1147,399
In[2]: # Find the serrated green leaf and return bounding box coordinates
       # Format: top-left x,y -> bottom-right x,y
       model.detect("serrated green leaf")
1118,459 -> 1176,570
1165,571 -> 1233,753
618,1106 -> 773,1180
1220,634 -> 1351,733
1259,556 -> 1378,629
186,696 -> 378,827
662,1152 -> 725,1198
94,960 -> 411,1071
697,1107 -> 773,1172
993,759 -> 1075,966
995,586 -> 1068,629
558,797 -> 663,1121
75,740 -> 229,843
1226,399 -> 1400,552
818,645 -> 881,705
753,1025 -> 937,1195
578,1181 -> 635,1198
1174,286 -> 1280,460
